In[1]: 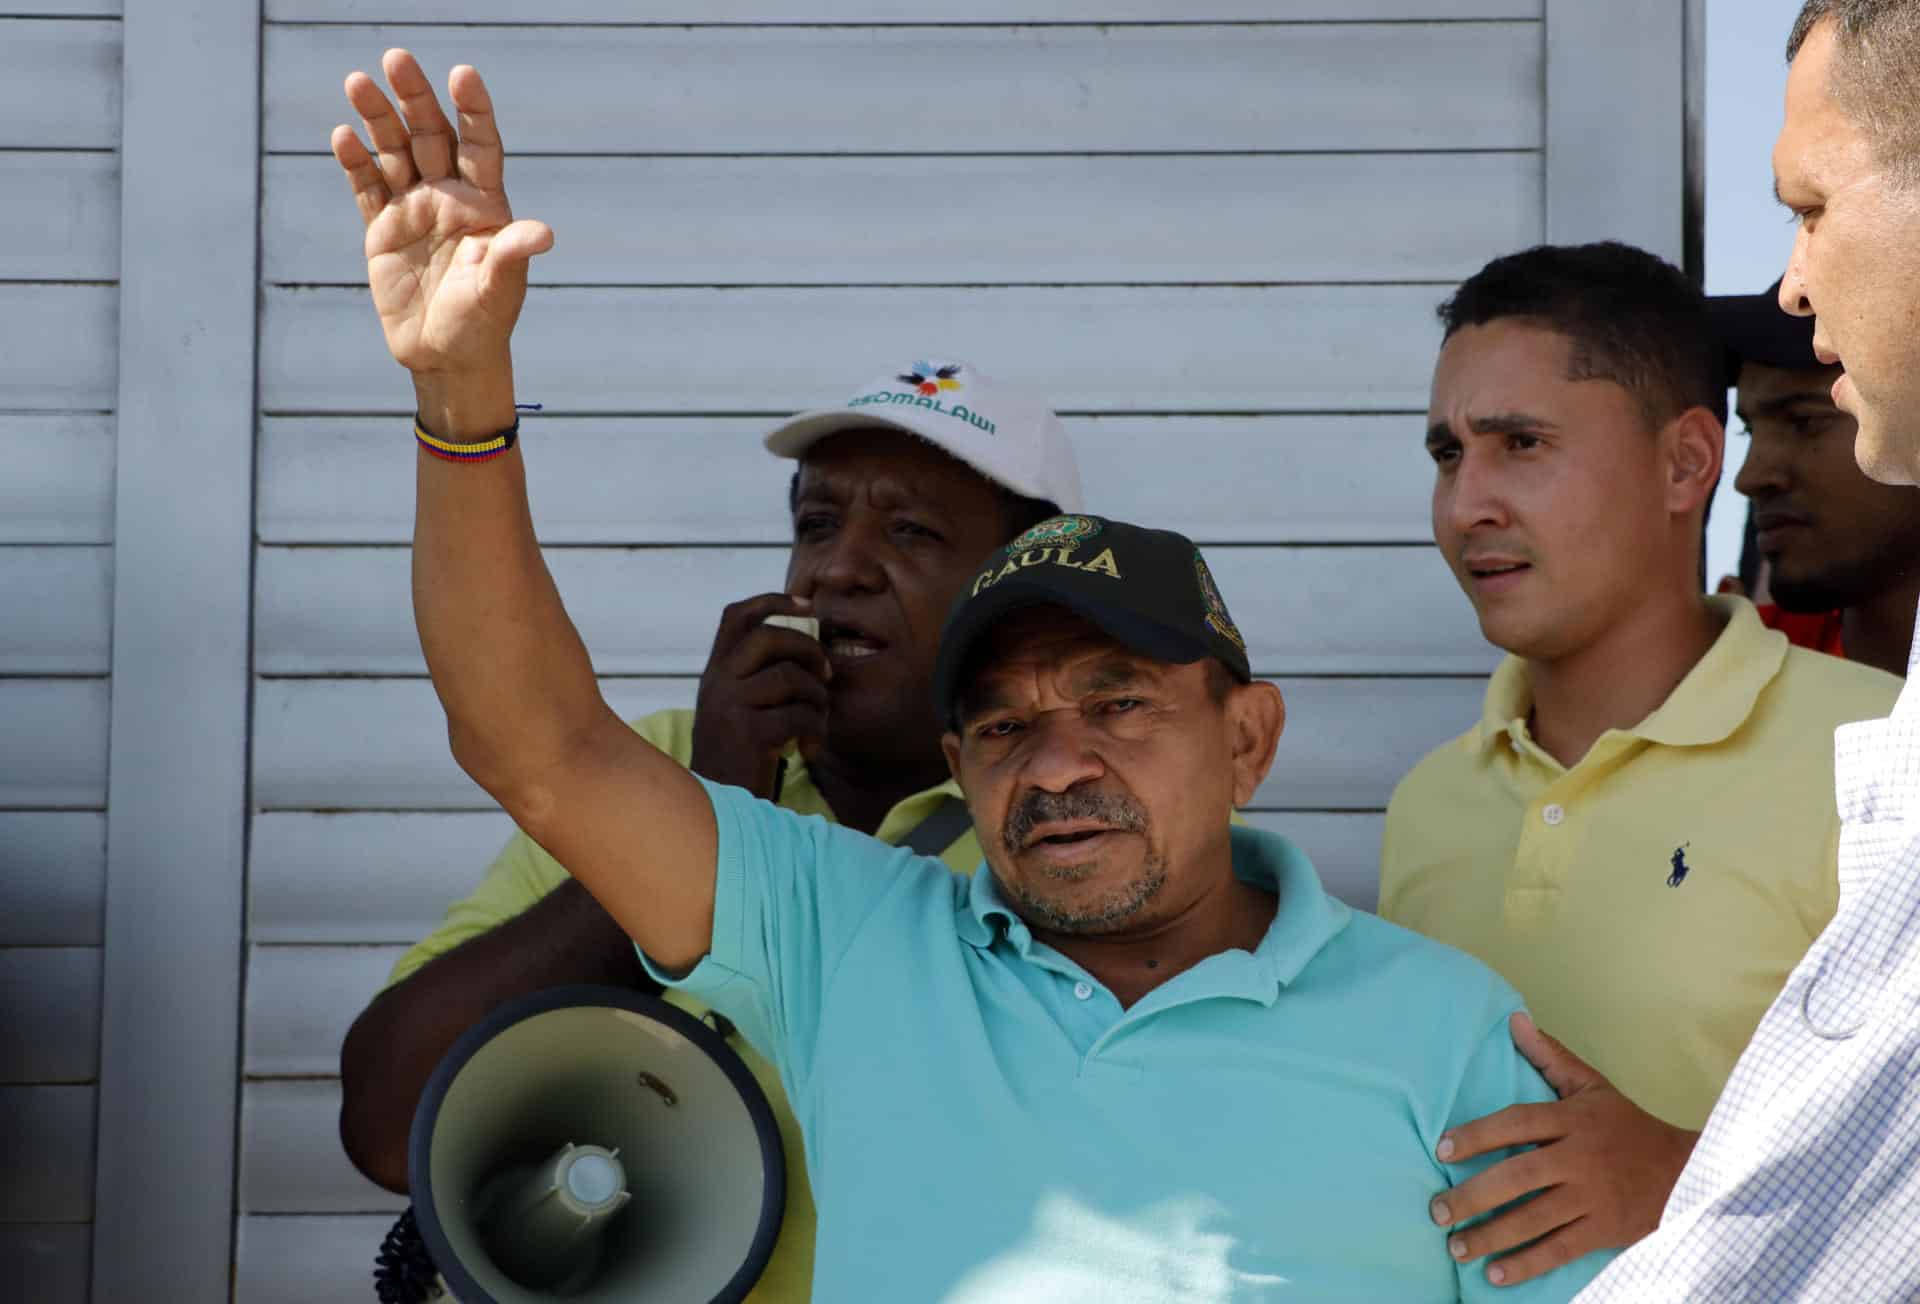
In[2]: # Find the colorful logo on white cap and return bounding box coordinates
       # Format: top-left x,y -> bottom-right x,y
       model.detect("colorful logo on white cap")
898,361 -> 964,397
1195,552 -> 1246,651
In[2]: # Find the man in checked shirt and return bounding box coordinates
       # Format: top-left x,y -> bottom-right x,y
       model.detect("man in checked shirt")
1577,4 -> 1920,1299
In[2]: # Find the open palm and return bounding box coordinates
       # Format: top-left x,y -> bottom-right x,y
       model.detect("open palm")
332,50 -> 553,376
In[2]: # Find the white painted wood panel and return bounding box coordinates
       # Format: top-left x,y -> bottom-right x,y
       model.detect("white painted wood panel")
0,415 -> 116,545
11,1 -> 122,12
0,1087 -> 95,1221
0,1225 -> 91,1304
252,675 -> 1483,813
266,152 -> 1542,287
257,415 -> 1438,546
0,285 -> 116,412
0,680 -> 110,809
250,811 -> 516,945
93,2 -> 260,1291
0,152 -> 118,282
234,1215 -> 402,1304
0,20 -> 120,150
244,945 -> 406,1078
254,545 -> 1491,676
249,809 -> 1385,945
267,1 -> 1540,19
0,814 -> 106,946
266,23 -> 1541,155
241,1080 -> 406,1214
1245,811 -> 1385,911
0,949 -> 100,1083
0,548 -> 111,674
262,285 -> 1447,414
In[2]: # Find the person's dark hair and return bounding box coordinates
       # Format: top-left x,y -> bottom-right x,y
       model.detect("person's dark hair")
1438,241 -> 1728,429
1788,1 -> 1920,188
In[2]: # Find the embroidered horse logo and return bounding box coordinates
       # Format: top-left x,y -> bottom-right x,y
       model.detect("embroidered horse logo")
1667,844 -> 1691,888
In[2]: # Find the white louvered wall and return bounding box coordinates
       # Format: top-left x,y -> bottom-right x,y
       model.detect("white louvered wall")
0,7 -> 120,1300
0,2 -> 1694,1298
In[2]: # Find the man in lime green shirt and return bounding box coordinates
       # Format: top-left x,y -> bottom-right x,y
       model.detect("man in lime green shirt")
339,357 -> 1083,1303
1379,242 -> 1900,1290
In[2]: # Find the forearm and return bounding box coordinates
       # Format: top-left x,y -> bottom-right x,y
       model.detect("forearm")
338,878 -> 648,1192
410,364 -> 613,808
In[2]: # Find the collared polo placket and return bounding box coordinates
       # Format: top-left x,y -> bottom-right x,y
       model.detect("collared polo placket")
1492,720 -> 1651,926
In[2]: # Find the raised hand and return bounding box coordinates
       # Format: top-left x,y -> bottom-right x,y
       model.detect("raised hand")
331,49 -> 553,378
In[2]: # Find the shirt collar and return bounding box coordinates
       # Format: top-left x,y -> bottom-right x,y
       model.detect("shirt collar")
1467,595 -> 1787,756
956,826 -> 1351,1001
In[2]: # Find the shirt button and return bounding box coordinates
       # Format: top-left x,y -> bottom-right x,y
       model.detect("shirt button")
1073,981 -> 1094,1001
1542,803 -> 1565,826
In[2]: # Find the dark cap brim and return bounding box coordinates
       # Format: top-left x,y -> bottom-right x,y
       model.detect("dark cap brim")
932,577 -> 1217,725
1707,282 -> 1820,373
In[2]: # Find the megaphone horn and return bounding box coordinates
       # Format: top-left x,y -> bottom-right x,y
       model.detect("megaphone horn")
401,984 -> 785,1303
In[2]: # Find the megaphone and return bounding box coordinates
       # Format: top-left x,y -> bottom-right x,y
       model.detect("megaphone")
396,984 -> 785,1303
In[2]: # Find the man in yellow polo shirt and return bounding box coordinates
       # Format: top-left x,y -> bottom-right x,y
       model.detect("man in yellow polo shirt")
1379,243 -> 1900,1289
337,355 -> 1083,1302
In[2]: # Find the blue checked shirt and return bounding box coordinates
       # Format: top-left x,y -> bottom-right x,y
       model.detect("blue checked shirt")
1576,617 -> 1920,1302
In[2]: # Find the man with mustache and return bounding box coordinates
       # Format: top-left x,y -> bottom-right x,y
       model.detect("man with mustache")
328,56 -> 1080,1303
329,52 -> 1614,1297
1578,4 -> 1920,1296
1379,240 -> 1899,1288
1712,278 -> 1920,676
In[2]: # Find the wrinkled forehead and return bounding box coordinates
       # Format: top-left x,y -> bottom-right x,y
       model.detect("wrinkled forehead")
795,428 -> 995,506
960,607 -> 1168,707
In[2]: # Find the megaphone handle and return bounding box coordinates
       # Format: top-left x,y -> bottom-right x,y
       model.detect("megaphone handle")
373,1207 -> 442,1303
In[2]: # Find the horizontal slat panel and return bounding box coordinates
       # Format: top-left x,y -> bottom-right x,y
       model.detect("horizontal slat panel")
252,675 -> 1483,812
1246,811 -> 1383,911
0,152 -> 117,282
266,152 -> 1540,286
262,286 -> 1446,414
245,945 -> 405,1078
0,814 -> 106,945
0,1086 -> 96,1221
0,19 -> 120,150
0,285 -> 116,411
250,811 -> 515,944
0,548 -> 111,673
0,1224 -> 91,1304
255,545 -> 1490,676
0,680 -> 110,809
251,809 -> 1384,944
0,948 -> 100,1083
0,414 -> 115,544
257,415 -> 1438,546
266,23 -> 1539,155
241,1080 -> 404,1214
267,2 -> 1540,19
235,1215 -> 401,1304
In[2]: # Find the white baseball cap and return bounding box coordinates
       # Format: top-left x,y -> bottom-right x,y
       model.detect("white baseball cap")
762,358 -> 1083,512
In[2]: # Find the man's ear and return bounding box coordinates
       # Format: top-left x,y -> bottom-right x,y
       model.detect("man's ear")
1666,405 -> 1725,517
941,730 -> 963,784
1228,681 -> 1285,808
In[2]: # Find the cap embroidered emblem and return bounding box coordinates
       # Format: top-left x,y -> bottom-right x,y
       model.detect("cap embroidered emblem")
897,361 -> 963,397
1008,514 -> 1101,554
1195,552 -> 1246,651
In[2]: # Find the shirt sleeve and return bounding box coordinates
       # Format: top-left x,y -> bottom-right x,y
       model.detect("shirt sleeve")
384,709 -> 693,989
636,775 -> 933,1092
1442,1008 -> 1618,1303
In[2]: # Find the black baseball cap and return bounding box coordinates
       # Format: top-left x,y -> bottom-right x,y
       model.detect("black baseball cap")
1707,278 -> 1821,376
932,514 -> 1253,723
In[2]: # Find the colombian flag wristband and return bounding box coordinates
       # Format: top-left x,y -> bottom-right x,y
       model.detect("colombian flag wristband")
414,415 -> 518,463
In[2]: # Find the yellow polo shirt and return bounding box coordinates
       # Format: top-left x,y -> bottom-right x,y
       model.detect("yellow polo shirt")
387,708 -> 979,1304
1378,597 -> 1899,1130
